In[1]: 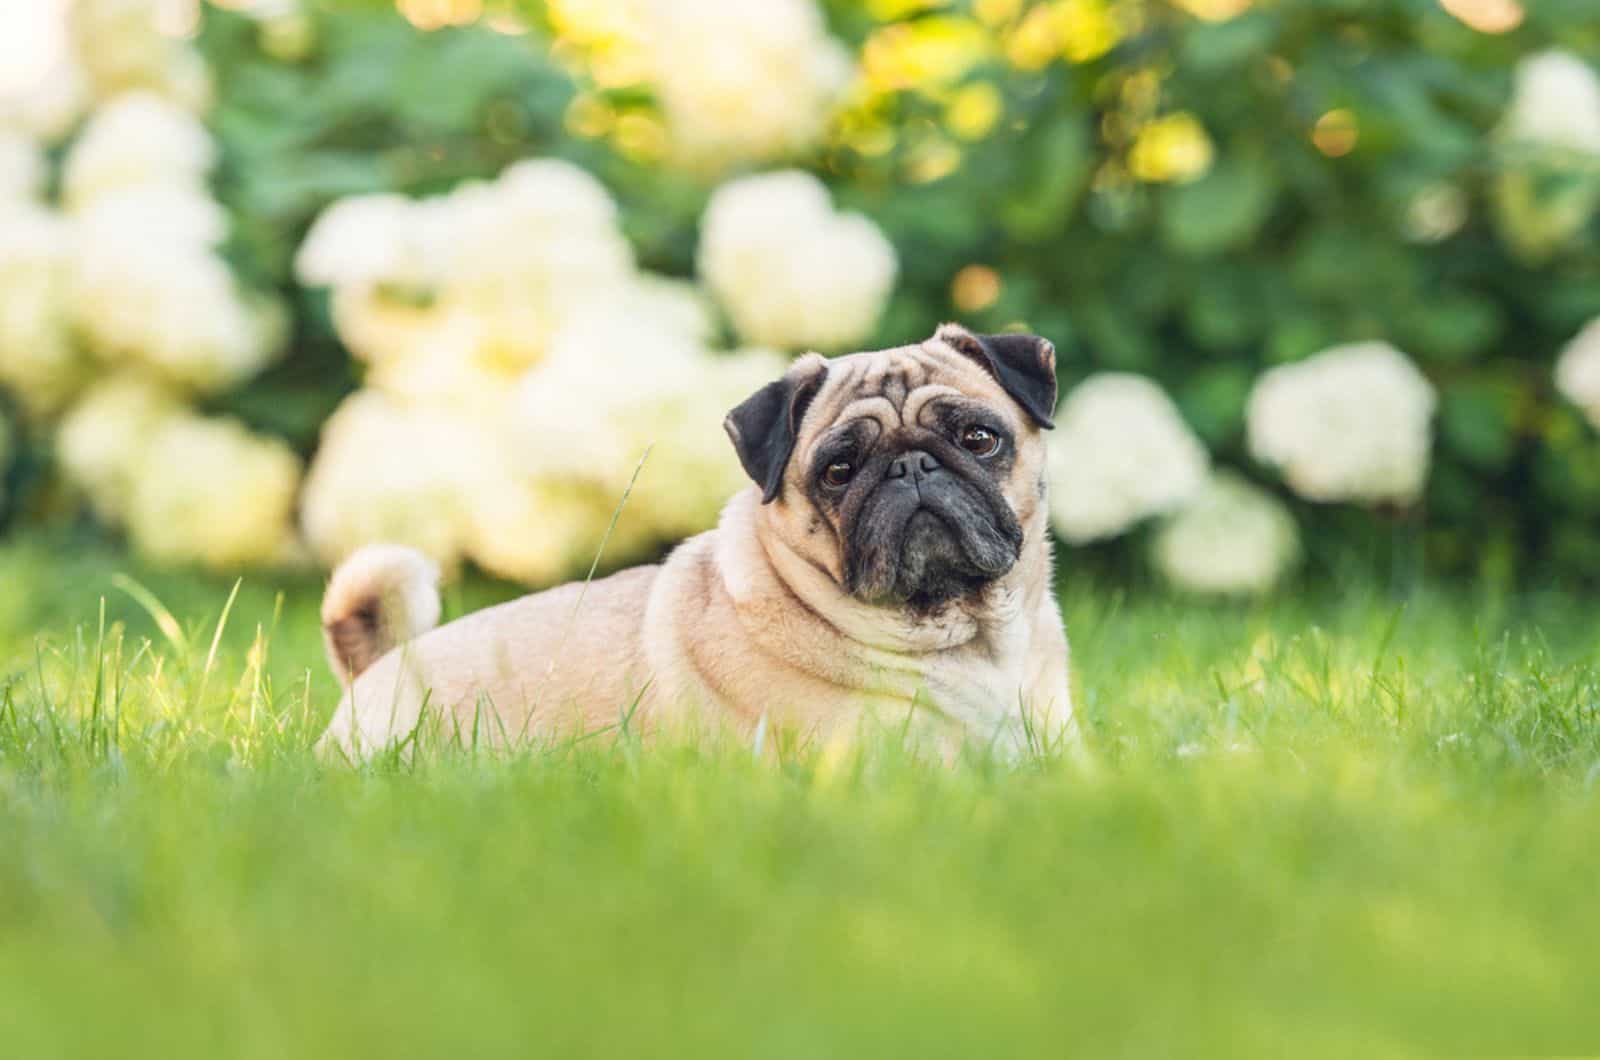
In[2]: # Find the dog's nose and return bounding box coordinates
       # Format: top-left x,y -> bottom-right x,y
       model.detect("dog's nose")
886,450 -> 941,483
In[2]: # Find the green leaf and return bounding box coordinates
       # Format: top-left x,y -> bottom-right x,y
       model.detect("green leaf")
1000,117 -> 1096,242
1178,365 -> 1252,446
1439,380 -> 1519,470
1073,299 -> 1157,369
1179,13 -> 1279,76
1396,291 -> 1503,363
1183,270 -> 1263,350
1161,158 -> 1277,257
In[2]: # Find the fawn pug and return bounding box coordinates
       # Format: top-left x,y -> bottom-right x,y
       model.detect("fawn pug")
318,324 -> 1071,756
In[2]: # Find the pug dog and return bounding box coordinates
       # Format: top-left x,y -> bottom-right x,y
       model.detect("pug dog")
317,323 -> 1071,758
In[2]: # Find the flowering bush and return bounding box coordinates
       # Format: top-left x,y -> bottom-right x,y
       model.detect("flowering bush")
296,158 -> 808,581
1,0 -> 1599,592
0,3 -> 291,570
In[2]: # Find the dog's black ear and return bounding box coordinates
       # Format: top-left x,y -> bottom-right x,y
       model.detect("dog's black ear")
724,355 -> 828,504
935,323 -> 1057,428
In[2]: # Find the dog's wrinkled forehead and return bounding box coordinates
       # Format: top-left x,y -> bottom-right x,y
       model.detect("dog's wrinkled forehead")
723,325 -> 1056,504
800,339 -> 1013,441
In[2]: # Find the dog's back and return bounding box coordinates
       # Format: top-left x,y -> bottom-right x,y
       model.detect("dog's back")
318,551 -> 660,757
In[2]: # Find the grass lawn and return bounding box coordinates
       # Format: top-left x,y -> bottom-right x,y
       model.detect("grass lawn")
1,532 -> 1598,1057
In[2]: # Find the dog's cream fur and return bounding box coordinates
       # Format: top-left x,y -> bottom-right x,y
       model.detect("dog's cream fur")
317,327 -> 1072,758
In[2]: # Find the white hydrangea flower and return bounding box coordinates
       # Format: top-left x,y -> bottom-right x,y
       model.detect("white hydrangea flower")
464,476 -> 617,587
491,158 -> 622,236
1554,317 -> 1600,429
1500,50 -> 1600,157
60,91 -> 215,207
57,373 -> 183,521
304,160 -> 640,380
1046,374 -> 1210,543
300,390 -> 503,570
619,347 -> 789,543
648,0 -> 852,167
125,413 -> 302,569
1153,472 -> 1300,596
325,285 -> 440,367
512,313 -> 708,488
439,163 -> 634,333
75,183 -> 229,247
0,205 -> 88,414
301,387 -> 607,584
294,193 -> 440,290
71,233 -> 286,392
69,0 -> 213,113
1,63 -> 90,145
698,171 -> 897,352
512,314 -> 786,564
363,308 -> 539,415
626,273 -> 720,344
1247,341 -> 1437,506
0,133 -> 47,202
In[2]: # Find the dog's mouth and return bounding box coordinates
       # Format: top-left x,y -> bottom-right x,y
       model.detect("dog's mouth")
843,476 -> 1022,613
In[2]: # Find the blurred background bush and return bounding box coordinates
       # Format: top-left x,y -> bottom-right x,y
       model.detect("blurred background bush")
2,0 -> 1599,595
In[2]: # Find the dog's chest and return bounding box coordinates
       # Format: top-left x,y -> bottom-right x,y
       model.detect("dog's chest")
845,615 -> 1034,745
919,639 -> 1033,735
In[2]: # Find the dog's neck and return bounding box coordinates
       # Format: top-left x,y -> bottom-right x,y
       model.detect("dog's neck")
713,489 -> 1046,659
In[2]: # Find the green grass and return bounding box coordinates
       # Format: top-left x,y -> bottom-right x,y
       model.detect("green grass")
2,532 -> 1599,1057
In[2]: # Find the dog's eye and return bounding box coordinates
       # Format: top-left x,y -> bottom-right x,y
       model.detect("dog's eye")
959,426 -> 1001,457
821,461 -> 854,488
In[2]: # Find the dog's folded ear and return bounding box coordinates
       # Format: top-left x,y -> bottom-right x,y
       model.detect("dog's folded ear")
935,323 -> 1057,428
725,354 -> 828,504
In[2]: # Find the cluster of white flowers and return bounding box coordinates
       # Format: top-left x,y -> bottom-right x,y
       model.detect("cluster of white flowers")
1,0 -> 211,146
1493,51 -> 1600,260
70,0 -> 213,114
1499,50 -> 1600,157
297,158 -> 792,582
1152,472 -> 1300,596
297,160 -> 638,401
550,0 -> 851,168
64,94 -> 286,393
1045,374 -> 1209,543
0,3 -> 297,569
1554,318 -> 1600,429
698,171 -> 897,352
61,91 -> 215,205
0,203 -> 82,415
1,0 -> 85,142
647,0 -> 853,168
1247,342 -> 1437,506
58,375 -> 302,569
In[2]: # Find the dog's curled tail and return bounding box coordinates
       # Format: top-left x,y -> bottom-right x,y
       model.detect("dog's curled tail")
322,544 -> 442,685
